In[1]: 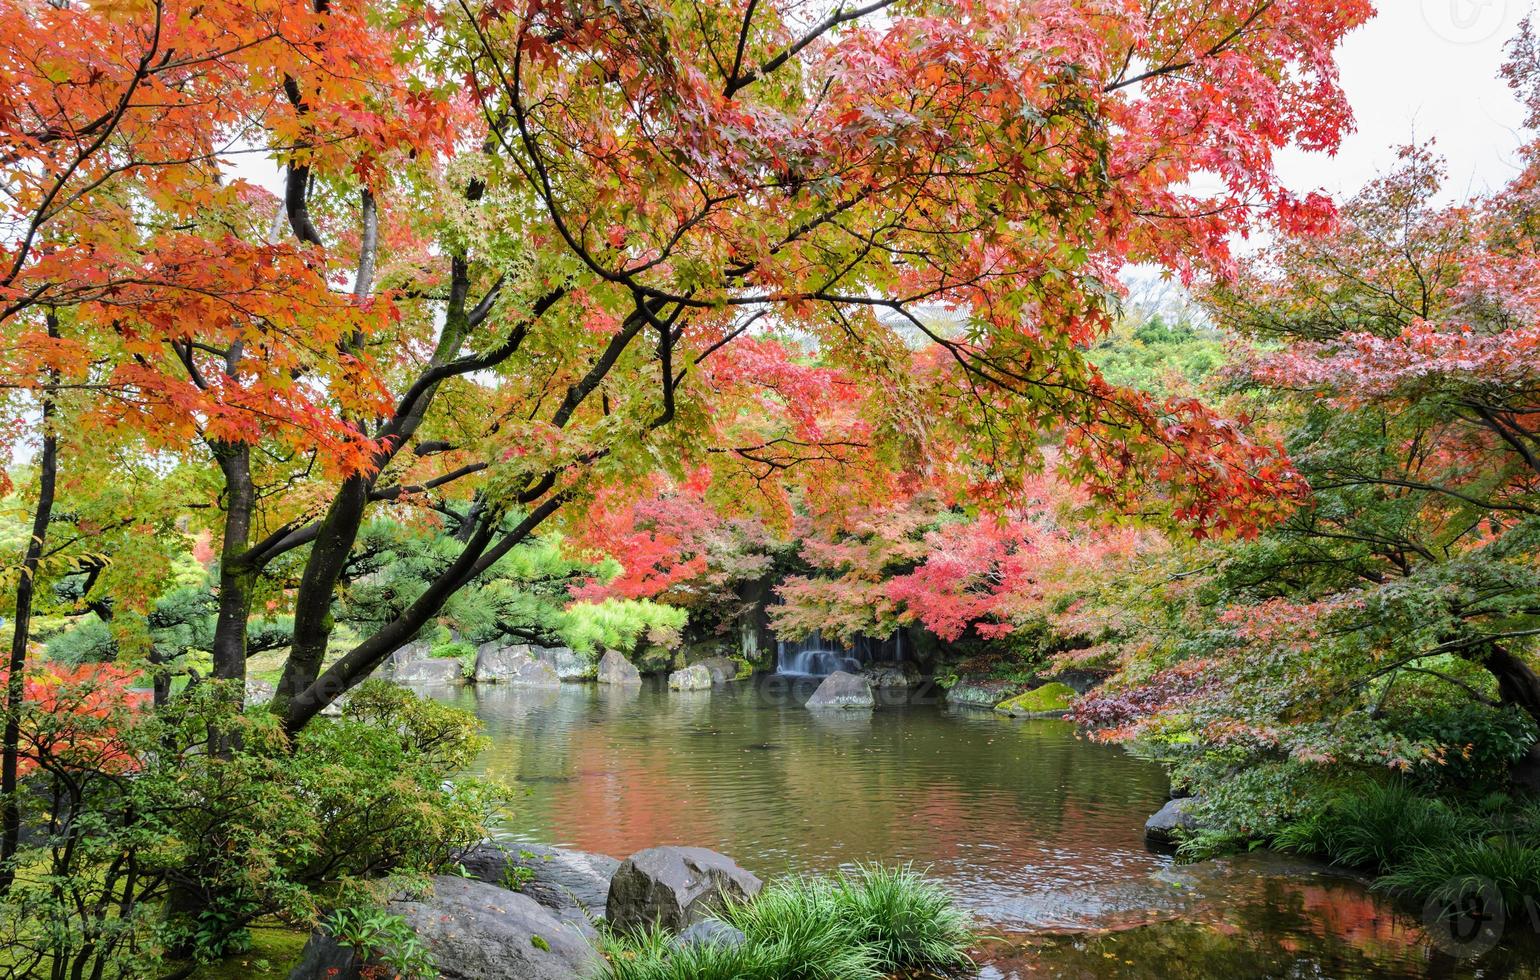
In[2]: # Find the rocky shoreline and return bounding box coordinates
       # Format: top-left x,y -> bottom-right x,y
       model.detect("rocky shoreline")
287,841 -> 765,979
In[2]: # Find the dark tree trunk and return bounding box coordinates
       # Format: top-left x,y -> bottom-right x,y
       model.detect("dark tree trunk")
210,441 -> 255,688
1485,644 -> 1540,728
1,314 -> 59,895
274,479 -> 368,707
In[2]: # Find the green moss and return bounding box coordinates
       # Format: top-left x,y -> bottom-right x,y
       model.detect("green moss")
994,682 -> 1077,718
184,921 -> 310,978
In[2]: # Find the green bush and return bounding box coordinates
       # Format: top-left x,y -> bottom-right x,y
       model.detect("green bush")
1400,704 -> 1538,795
597,866 -> 972,980
0,676 -> 502,978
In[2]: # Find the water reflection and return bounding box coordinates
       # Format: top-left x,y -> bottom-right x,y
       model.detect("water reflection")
427,678 -> 1540,978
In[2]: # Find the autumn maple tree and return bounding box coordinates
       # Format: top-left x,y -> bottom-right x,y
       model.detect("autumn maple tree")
0,0 -> 1370,760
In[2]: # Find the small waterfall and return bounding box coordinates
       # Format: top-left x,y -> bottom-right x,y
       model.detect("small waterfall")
775,632 -> 861,677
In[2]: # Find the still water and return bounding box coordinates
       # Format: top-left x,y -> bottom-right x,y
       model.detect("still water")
428,678 -> 1540,978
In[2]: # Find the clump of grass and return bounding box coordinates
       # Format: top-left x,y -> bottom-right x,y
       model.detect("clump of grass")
596,866 -> 973,980
823,865 -> 974,973
1272,781 -> 1480,872
1376,839 -> 1540,918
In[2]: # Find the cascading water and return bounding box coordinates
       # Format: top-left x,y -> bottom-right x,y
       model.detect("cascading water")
775,632 -> 861,677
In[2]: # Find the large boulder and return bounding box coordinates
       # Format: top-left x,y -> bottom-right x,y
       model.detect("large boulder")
860,662 -> 919,690
596,649 -> 642,686
995,682 -> 1077,719
460,841 -> 620,919
474,643 -> 533,683
805,670 -> 874,710
606,846 -> 762,933
393,658 -> 465,685
1145,797 -> 1204,847
668,664 -> 713,691
535,645 -> 593,681
287,876 -> 595,980
382,640 -> 432,675
944,674 -> 1024,708
694,656 -> 745,684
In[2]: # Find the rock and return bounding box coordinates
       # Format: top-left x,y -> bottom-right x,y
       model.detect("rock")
474,644 -> 562,686
606,846 -> 762,933
860,662 -> 919,690
460,841 -> 620,919
288,876 -> 596,980
244,678 -> 275,706
393,658 -> 465,685
474,643 -> 532,683
597,649 -> 642,686
1145,797 -> 1203,847
944,675 -> 1024,708
804,670 -> 874,710
694,656 -> 744,684
382,640 -> 432,675
674,919 -> 747,950
995,682 -> 1078,718
287,930 -> 362,980
668,664 -> 713,691
535,645 -> 593,682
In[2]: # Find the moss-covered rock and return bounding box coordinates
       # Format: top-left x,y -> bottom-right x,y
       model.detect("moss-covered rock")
994,682 -> 1077,718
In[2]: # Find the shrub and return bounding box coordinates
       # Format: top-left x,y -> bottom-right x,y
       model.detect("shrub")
1400,704 -> 1538,795
0,675 -> 502,978
324,905 -> 436,980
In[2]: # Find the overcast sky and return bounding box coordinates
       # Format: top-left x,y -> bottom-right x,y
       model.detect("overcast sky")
1277,0 -> 1533,202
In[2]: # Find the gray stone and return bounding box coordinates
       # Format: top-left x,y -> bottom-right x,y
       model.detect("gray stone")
244,678 -> 275,706
288,876 -> 595,980
474,643 -> 533,683
805,670 -> 874,710
1145,797 -> 1203,847
393,658 -> 465,685
675,919 -> 747,950
668,664 -> 713,691
694,656 -> 743,684
944,674 -> 1023,708
597,649 -> 642,686
606,846 -> 762,933
859,662 -> 919,690
460,841 -> 620,919
535,645 -> 594,681
382,640 -> 432,675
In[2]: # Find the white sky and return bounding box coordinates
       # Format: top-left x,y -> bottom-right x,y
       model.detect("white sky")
1276,0 -> 1533,202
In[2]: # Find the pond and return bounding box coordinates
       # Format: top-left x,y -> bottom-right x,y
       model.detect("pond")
427,677 -> 1540,979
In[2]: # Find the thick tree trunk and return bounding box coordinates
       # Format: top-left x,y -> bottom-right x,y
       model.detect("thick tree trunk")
210,441 -> 256,688
1485,644 -> 1540,728
274,479 -> 368,708
1,322 -> 58,894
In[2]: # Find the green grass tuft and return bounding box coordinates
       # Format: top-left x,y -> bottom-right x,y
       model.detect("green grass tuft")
596,865 -> 973,980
